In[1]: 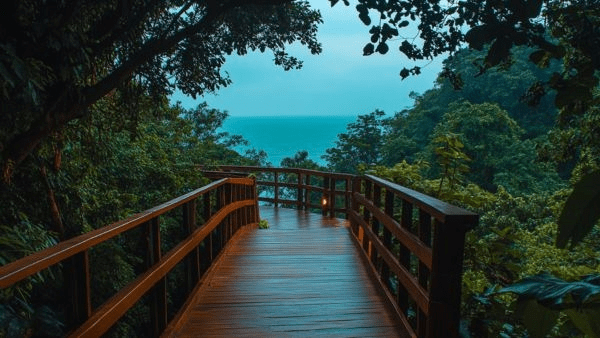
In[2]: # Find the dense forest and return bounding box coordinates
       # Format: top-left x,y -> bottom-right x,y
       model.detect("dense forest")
1,0 -> 599,337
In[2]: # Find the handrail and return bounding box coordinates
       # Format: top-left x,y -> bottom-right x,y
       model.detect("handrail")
203,165 -> 478,338
202,165 -> 354,218
352,175 -> 478,338
0,177 -> 259,337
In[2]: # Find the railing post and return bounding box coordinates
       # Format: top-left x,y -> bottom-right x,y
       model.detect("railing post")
146,217 -> 167,337
297,171 -> 304,210
371,184 -> 381,267
344,177 -> 351,219
329,176 -> 335,218
252,176 -> 260,223
63,250 -> 91,329
202,192 -> 213,270
381,190 -> 394,290
322,175 -> 330,216
224,183 -> 232,242
398,199 -> 412,315
417,210 -> 432,337
304,174 -> 311,210
427,218 -> 469,338
183,200 -> 200,294
273,171 -> 279,207
362,179 -> 372,254
350,176 -> 361,236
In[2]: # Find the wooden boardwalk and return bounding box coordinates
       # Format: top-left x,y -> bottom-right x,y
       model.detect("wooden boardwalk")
164,206 -> 405,337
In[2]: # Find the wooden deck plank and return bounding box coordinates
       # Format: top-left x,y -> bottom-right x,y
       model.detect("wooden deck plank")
165,206 -> 405,337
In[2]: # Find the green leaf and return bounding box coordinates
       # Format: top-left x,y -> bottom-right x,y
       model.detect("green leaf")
498,273 -> 600,308
399,68 -> 410,79
556,170 -> 600,248
376,42 -> 389,54
565,308 -> 600,338
464,25 -> 494,50
363,43 -> 375,56
515,299 -> 559,338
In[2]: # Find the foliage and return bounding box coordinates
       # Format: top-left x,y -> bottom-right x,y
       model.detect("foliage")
280,150 -> 324,170
497,274 -> 600,338
557,171 -> 600,249
432,132 -> 470,194
0,0 -> 323,176
323,110 -> 387,173
259,219 -> 269,229
332,0 -> 600,118
0,96 -> 260,336
0,218 -> 61,337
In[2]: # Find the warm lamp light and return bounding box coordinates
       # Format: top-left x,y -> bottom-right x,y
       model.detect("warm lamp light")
321,196 -> 327,206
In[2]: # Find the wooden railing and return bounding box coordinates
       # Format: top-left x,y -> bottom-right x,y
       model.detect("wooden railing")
203,166 -> 478,338
203,165 -> 354,217
0,177 -> 259,337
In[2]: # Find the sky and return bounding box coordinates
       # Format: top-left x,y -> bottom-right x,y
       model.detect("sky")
170,1 -> 444,117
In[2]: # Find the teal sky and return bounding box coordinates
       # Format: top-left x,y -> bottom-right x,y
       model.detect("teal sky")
171,0 -> 444,117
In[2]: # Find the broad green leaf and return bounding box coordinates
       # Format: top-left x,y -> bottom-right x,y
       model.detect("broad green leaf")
498,273 -> 600,308
565,308 -> 600,338
556,170 -> 600,248
515,299 -> 559,338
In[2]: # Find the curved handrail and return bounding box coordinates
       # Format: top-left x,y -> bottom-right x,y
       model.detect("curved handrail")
70,200 -> 255,337
0,177 -> 259,337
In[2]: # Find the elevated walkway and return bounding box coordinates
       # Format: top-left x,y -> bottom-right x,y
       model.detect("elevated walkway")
164,206 -> 404,337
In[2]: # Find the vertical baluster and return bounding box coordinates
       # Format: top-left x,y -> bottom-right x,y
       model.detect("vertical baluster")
304,174 -> 311,210
234,184 -> 241,232
252,176 -> 260,223
381,190 -> 394,291
322,175 -> 330,216
351,176 -> 361,236
362,179 -> 372,254
146,217 -> 167,336
203,192 -> 213,269
417,210 -> 431,337
371,184 -> 381,268
329,176 -> 336,217
297,171 -> 303,210
398,199 -> 412,316
64,250 -> 91,329
184,200 -> 199,294
273,171 -> 279,207
344,178 -> 351,219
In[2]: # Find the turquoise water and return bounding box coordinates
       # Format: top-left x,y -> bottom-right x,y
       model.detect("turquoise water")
220,115 -> 356,166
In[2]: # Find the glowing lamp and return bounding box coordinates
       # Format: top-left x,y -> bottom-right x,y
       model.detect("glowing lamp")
321,196 -> 327,206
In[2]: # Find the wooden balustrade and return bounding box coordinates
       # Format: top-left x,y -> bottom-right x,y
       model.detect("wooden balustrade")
350,174 -> 478,338
0,177 -> 259,337
2,166 -> 477,338
202,166 -> 354,218
203,166 -> 478,338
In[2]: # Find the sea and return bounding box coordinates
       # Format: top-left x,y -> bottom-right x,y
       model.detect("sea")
219,115 -> 357,166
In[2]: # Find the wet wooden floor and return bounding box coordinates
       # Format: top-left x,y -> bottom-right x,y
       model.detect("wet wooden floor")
164,206 -> 404,337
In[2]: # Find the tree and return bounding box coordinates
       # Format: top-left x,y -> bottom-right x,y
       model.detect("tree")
0,0 -> 322,178
280,150 -> 324,170
333,0 -> 600,247
323,110 -> 386,173
331,0 -> 599,115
